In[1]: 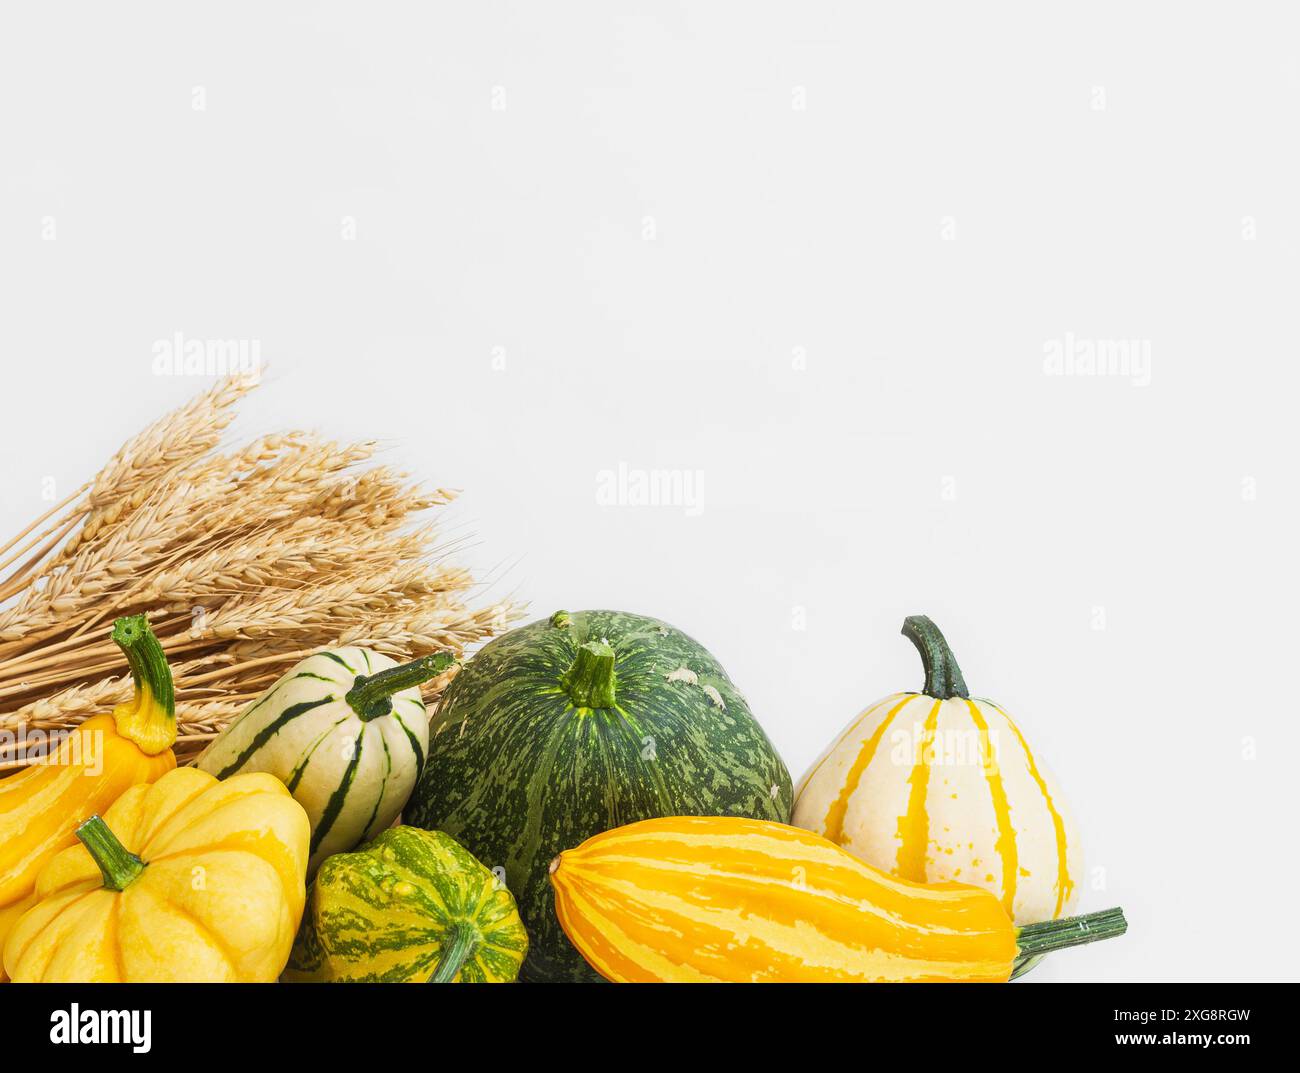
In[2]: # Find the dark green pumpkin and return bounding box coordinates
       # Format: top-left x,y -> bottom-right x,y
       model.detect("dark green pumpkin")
405,609 -> 793,982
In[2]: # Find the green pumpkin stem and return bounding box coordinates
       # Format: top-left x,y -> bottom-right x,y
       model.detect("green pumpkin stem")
901,615 -> 969,700
345,652 -> 457,721
76,815 -> 147,892
1015,907 -> 1128,960
561,641 -> 617,709
428,921 -> 479,983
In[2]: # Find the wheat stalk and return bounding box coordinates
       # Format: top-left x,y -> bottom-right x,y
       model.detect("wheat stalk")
0,373 -> 520,769
0,376 -> 257,594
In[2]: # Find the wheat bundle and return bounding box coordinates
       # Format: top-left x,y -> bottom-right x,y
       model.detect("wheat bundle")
0,374 -> 519,770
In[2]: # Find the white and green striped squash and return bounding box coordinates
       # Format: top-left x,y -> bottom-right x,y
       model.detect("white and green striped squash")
197,648 -> 455,874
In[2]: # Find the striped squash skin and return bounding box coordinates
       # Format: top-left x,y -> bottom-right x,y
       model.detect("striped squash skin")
550,816 -> 1019,983
197,647 -> 430,875
284,827 -> 527,983
793,692 -> 1081,927
406,610 -> 793,983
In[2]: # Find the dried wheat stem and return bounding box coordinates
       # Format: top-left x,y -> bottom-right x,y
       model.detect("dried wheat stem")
0,515 -> 85,600
0,484 -> 88,564
0,370 -> 520,765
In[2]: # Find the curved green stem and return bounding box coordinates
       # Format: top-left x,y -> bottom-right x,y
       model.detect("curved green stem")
1015,907 -> 1128,960
901,615 -> 969,700
76,815 -> 146,891
428,921 -> 479,983
345,652 -> 456,721
561,641 -> 617,709
110,614 -> 176,754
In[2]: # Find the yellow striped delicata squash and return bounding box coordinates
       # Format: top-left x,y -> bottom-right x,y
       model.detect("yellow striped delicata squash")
550,816 -> 1125,982
793,616 -> 1081,937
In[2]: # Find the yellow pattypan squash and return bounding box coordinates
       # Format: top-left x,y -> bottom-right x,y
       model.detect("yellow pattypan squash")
0,615 -> 178,972
2,767 -> 310,982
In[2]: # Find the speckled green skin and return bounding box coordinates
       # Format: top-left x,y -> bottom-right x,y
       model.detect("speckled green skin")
284,826 -> 527,983
405,610 -> 794,982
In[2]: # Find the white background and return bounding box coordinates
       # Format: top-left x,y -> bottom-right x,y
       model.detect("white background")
2,2 -> 1296,982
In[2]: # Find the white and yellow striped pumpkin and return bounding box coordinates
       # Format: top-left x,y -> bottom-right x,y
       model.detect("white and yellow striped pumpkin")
793,616 -> 1080,928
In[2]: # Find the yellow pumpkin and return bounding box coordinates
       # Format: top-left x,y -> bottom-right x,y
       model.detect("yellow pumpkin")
0,616 -> 177,969
549,815 -> 1125,983
3,767 -> 310,982
793,616 -> 1081,928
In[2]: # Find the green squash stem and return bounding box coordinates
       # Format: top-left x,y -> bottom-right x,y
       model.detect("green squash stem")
428,921 -> 479,983
901,615 -> 969,700
1014,907 -> 1127,962
561,641 -> 617,709
110,614 -> 176,755
76,815 -> 146,892
345,652 -> 456,721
